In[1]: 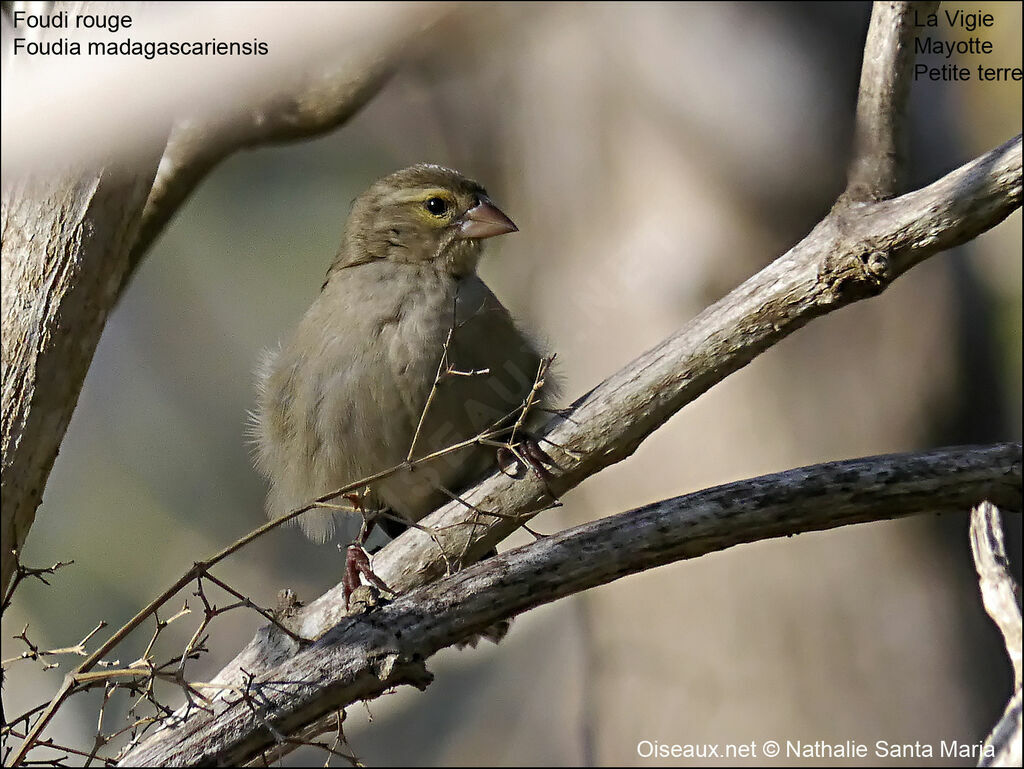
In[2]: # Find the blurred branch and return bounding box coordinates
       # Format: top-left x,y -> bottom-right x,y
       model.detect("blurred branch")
125,30 -> 403,280
0,4 -> 454,176
971,502 -> 1023,767
1,156 -> 161,591
981,690 -> 1022,769
0,1 -> 450,592
123,443 -> 1022,765
845,1 -> 934,202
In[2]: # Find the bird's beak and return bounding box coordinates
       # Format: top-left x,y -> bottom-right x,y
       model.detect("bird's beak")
456,199 -> 518,240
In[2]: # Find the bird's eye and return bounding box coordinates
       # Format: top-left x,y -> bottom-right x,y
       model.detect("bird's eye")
424,197 -> 450,216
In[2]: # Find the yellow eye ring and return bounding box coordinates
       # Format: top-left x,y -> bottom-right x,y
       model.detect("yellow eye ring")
424,197 -> 450,217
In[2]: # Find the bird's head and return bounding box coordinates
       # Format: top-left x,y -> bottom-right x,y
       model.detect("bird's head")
334,164 -> 517,277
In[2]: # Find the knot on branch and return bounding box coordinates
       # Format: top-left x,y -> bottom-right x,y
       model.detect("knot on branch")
820,245 -> 891,302
367,651 -> 433,691
864,251 -> 891,279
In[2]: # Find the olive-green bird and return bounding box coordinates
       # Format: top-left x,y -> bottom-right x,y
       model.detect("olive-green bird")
252,164 -> 553,561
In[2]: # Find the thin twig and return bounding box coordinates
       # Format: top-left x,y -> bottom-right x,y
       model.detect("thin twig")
7,418 -> 523,765
406,324 -> 455,462
1,558 -> 74,615
199,572 -> 310,646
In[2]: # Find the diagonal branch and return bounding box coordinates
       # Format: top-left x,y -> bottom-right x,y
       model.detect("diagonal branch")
122,443 -> 1022,765
145,131 -> 1022,742
124,16 -> 431,280
358,132 -> 1022,621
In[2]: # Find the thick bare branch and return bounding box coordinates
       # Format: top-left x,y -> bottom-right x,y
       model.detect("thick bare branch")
1,160 -> 161,590
845,1 -> 935,201
122,443 -> 1022,765
358,133 -> 1023,618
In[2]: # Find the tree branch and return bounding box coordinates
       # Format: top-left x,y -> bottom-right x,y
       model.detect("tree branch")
339,132 -> 1022,630
980,689 -> 1022,769
124,6 -> 451,278
845,1 -> 934,201
972,502 -> 1023,767
122,443 -> 1022,765
971,502 -> 1023,691
1,159 -> 162,590
0,2 -> 451,592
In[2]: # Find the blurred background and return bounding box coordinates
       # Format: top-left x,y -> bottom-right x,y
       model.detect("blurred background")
3,1 -> 1021,766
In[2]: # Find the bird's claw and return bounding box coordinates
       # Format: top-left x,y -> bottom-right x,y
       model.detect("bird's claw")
343,544 -> 392,610
496,435 -> 560,487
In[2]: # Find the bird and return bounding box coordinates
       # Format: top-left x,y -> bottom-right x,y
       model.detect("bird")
251,164 -> 554,596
